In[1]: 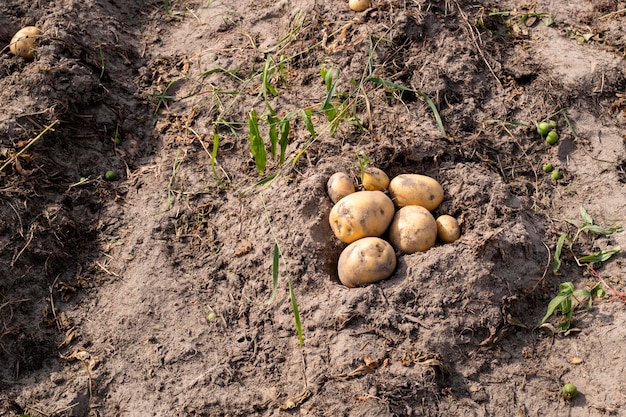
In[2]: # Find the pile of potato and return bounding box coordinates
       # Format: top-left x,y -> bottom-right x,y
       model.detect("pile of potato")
327,167 -> 460,288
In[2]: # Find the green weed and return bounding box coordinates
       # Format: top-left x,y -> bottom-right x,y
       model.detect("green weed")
262,195 -> 303,346
539,206 -> 623,331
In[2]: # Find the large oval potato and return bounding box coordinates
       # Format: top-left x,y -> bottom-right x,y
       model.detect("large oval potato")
362,166 -> 390,191
327,172 -> 355,204
10,26 -> 42,59
329,190 -> 395,243
388,205 -> 437,254
338,237 -> 396,287
436,215 -> 460,243
388,174 -> 444,211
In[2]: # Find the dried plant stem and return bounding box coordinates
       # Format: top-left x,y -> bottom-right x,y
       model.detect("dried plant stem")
0,119 -> 60,174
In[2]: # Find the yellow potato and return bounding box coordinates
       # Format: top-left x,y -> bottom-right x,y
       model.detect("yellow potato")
10,26 -> 42,59
388,205 -> 437,254
329,190 -> 395,243
362,166 -> 390,191
327,172 -> 355,204
388,174 -> 444,211
349,0 -> 371,12
436,215 -> 460,243
338,237 -> 396,288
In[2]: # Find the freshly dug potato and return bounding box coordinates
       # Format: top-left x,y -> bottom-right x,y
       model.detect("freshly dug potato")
327,172 -> 355,204
362,166 -> 390,191
388,205 -> 437,253
338,237 -> 396,288
388,174 -> 444,211
349,0 -> 371,12
436,215 -> 460,243
329,190 -> 394,243
10,26 -> 42,59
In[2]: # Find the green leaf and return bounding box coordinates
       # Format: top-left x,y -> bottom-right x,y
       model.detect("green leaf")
248,109 -> 266,175
578,246 -> 621,263
302,108 -> 317,139
581,224 -> 624,235
538,293 -> 570,326
268,114 -> 278,158
279,117 -> 290,164
288,279 -> 304,347
552,234 -> 566,273
541,15 -> 554,26
579,206 -> 593,225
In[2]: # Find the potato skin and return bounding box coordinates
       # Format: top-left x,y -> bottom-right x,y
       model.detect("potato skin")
388,174 -> 444,211
327,172 -> 355,204
362,167 -> 390,191
349,0 -> 371,12
329,190 -> 395,243
388,205 -> 437,254
338,237 -> 396,287
436,215 -> 460,243
10,26 -> 42,59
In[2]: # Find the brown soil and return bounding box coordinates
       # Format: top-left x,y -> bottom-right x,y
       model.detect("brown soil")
1,1 -> 625,416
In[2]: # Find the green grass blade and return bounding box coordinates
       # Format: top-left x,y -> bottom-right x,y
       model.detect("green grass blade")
262,55 -> 278,99
552,234 -> 566,273
248,109 -> 266,175
210,130 -> 224,185
367,77 -> 446,137
279,117 -> 290,164
288,279 -> 303,347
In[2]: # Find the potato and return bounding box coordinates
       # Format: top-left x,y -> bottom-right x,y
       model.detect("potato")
338,237 -> 396,287
436,215 -> 460,243
10,26 -> 42,59
329,190 -> 394,243
388,205 -> 437,253
362,166 -> 390,191
388,174 -> 444,211
349,0 -> 371,12
327,172 -> 355,204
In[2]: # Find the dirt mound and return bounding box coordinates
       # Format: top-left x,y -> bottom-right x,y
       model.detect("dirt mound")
1,0 -> 625,416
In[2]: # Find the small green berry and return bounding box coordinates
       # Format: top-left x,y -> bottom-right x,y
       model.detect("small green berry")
537,121 -> 550,136
551,170 -> 563,180
561,383 -> 578,400
546,130 -> 559,145
104,170 -> 117,181
548,120 -> 557,129
542,163 -> 554,173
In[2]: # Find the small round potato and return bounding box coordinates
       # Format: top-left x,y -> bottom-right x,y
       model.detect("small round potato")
388,205 -> 437,254
388,174 -> 444,211
327,172 -> 355,204
329,190 -> 395,243
362,166 -> 390,191
338,237 -> 396,288
349,0 -> 371,12
10,26 -> 42,59
436,215 -> 460,243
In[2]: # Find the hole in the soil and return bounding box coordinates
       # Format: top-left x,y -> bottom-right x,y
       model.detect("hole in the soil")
514,73 -> 537,86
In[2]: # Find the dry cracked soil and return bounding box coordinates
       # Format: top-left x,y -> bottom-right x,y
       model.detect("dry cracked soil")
1,0 -> 626,416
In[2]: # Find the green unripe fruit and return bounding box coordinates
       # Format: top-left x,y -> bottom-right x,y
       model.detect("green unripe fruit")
546,130 -> 559,145
551,170 -> 562,180
537,121 -> 550,136
542,163 -> 554,173
561,383 -> 578,400
104,170 -> 117,181
548,120 -> 557,129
